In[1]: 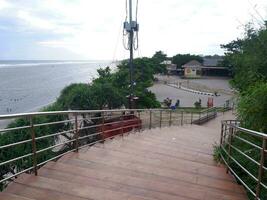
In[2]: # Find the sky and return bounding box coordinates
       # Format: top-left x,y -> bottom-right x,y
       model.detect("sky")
0,0 -> 266,60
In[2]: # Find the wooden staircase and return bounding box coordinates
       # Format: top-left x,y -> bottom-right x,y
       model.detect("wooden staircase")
1,124 -> 247,200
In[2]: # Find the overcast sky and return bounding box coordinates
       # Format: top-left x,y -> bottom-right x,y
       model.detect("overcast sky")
0,0 -> 266,60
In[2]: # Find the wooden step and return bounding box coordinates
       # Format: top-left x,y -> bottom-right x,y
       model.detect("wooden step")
59,156 -> 247,199
13,174 -> 154,200
117,134 -> 214,154
4,181 -> 87,200
93,138 -> 216,166
38,167 -> 191,200
41,161 -> 246,200
0,193 -> 35,200
88,145 -> 232,181
58,151 -> 245,195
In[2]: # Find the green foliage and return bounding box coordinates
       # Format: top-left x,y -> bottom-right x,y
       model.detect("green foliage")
219,23 -> 267,199
221,24 -> 267,91
213,143 -> 222,163
152,51 -> 167,64
0,104 -> 69,189
221,23 -> 267,132
237,82 -> 267,132
172,54 -> 203,69
57,83 -> 98,110
151,51 -> 168,74
135,90 -> 161,108
194,100 -> 201,109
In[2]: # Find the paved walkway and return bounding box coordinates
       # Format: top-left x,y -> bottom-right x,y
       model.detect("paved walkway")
149,75 -> 233,107
1,112 -> 247,200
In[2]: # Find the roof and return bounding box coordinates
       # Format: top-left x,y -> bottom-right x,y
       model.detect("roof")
203,57 -> 223,67
166,64 -> 177,71
182,60 -> 202,68
161,60 -> 172,65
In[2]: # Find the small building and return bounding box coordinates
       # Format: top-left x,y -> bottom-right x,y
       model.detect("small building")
161,60 -> 177,75
202,56 -> 228,76
182,60 -> 202,78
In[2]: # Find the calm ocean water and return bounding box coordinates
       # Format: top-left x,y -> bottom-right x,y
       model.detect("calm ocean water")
0,60 -> 112,115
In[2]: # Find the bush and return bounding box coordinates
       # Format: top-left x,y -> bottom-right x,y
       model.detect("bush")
237,82 -> 267,132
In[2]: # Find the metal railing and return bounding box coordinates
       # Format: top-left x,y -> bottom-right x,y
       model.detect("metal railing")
220,120 -> 267,200
0,106 -> 227,189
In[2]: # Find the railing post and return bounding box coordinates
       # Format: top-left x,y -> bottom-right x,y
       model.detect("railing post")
30,116 -> 38,176
101,111 -> 105,138
120,111 -> 124,136
223,123 -> 228,145
149,110 -> 152,129
137,111 -> 141,132
181,111 -> 183,126
159,110 -> 162,128
169,110 -> 172,126
198,111 -> 201,125
74,114 -> 79,152
226,126 -> 233,173
220,123 -> 224,147
256,138 -> 266,199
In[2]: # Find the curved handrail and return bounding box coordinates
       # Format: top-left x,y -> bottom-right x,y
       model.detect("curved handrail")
220,120 -> 267,199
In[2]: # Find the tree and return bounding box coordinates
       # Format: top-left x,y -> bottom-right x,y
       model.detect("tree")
57,83 -> 98,110
152,51 -> 167,64
237,82 -> 267,132
221,24 -> 267,91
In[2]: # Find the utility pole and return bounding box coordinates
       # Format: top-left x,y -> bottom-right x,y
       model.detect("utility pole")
124,0 -> 139,109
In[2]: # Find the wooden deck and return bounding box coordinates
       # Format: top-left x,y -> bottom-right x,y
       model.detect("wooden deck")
1,113 -> 247,200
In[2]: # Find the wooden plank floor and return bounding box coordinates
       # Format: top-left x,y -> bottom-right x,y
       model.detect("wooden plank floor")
1,113 -> 248,200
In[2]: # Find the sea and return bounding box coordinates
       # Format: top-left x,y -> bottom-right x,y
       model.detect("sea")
0,60 -> 113,116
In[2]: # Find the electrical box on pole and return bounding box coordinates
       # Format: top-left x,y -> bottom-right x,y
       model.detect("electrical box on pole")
123,0 -> 139,109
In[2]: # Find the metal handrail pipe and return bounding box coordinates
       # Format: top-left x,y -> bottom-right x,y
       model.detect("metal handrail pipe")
0,153 -> 33,167
33,119 -> 75,128
77,132 -> 101,141
221,146 -> 258,182
78,132 -> 130,151
0,125 -> 31,133
0,166 -> 34,184
220,151 -> 257,198
233,135 -> 262,150
223,122 -> 267,139
36,139 -> 76,154
37,149 -> 76,168
78,117 -> 141,131
260,182 -> 267,190
230,143 -> 260,166
0,139 -> 32,150
0,109 -> 170,120
35,129 -> 75,141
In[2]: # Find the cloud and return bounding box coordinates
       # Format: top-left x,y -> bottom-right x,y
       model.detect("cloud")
0,0 -> 266,59
0,0 -> 10,10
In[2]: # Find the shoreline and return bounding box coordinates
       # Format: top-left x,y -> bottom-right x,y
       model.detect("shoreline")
0,101 -> 55,129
